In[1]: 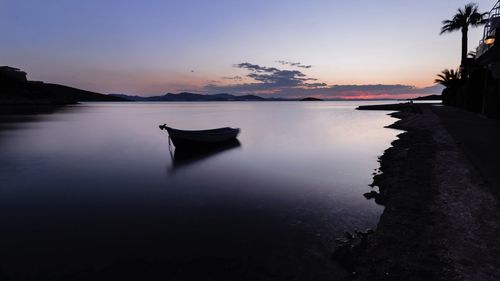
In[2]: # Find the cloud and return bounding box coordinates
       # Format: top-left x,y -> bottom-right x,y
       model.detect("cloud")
276,60 -> 312,69
235,63 -> 280,73
203,62 -> 443,99
233,62 -> 325,89
221,75 -> 243,80
327,84 -> 415,93
268,84 -> 445,99
417,84 -> 445,94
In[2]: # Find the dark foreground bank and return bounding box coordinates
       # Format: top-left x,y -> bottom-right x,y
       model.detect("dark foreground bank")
349,103 -> 500,280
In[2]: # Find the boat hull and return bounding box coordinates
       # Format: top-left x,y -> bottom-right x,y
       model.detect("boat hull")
161,125 -> 240,149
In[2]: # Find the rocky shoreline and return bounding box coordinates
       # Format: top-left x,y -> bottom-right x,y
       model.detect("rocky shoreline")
341,104 -> 500,280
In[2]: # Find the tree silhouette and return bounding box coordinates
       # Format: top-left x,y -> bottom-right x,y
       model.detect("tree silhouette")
435,68 -> 461,88
440,3 -> 488,68
436,68 -> 462,106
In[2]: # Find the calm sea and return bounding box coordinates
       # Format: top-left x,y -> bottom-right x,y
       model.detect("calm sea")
0,101 -> 399,280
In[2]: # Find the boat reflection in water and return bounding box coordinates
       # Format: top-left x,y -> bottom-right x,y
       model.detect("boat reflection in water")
160,124 -> 241,172
169,139 -> 241,172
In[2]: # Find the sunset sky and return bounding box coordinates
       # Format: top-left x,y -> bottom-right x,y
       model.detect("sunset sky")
0,0 -> 495,99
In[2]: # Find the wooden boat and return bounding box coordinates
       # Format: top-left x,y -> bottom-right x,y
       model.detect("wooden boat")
159,124 -> 240,148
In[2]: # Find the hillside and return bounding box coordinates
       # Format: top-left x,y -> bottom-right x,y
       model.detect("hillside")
112,92 -> 267,102
0,66 -> 126,105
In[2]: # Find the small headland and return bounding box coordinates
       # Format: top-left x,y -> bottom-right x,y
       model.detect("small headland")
410,94 -> 442,101
300,97 -> 324,101
336,103 -> 500,280
356,102 -> 419,111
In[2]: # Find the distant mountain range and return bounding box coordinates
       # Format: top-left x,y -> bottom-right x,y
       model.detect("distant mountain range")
111,92 -> 328,102
110,92 -> 272,102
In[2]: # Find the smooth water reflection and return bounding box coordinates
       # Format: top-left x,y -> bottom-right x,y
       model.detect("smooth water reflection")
0,101 -> 399,280
170,139 -> 241,173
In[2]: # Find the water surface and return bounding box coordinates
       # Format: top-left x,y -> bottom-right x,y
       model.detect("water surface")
0,101 -> 399,280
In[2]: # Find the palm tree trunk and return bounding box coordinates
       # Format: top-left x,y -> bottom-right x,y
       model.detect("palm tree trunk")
461,27 -> 468,68
461,27 -> 469,109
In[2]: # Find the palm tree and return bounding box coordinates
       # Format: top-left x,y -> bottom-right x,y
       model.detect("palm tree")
435,68 -> 462,106
440,3 -> 488,68
435,68 -> 461,87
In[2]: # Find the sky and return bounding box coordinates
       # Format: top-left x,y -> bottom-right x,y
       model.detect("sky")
0,0 -> 496,99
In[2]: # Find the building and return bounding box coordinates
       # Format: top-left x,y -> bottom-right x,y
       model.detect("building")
475,1 -> 500,119
0,66 -> 28,83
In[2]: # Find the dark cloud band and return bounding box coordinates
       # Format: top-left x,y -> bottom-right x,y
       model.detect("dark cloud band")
205,62 -> 443,98
233,62 -> 322,88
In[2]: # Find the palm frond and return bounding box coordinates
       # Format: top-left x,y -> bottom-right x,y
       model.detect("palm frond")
435,68 -> 461,88
441,19 -> 461,34
441,3 -> 486,34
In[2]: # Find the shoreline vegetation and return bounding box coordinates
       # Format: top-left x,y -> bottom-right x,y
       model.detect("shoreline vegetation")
343,103 -> 500,280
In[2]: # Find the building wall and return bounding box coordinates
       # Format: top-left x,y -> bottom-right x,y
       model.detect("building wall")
0,67 -> 27,83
